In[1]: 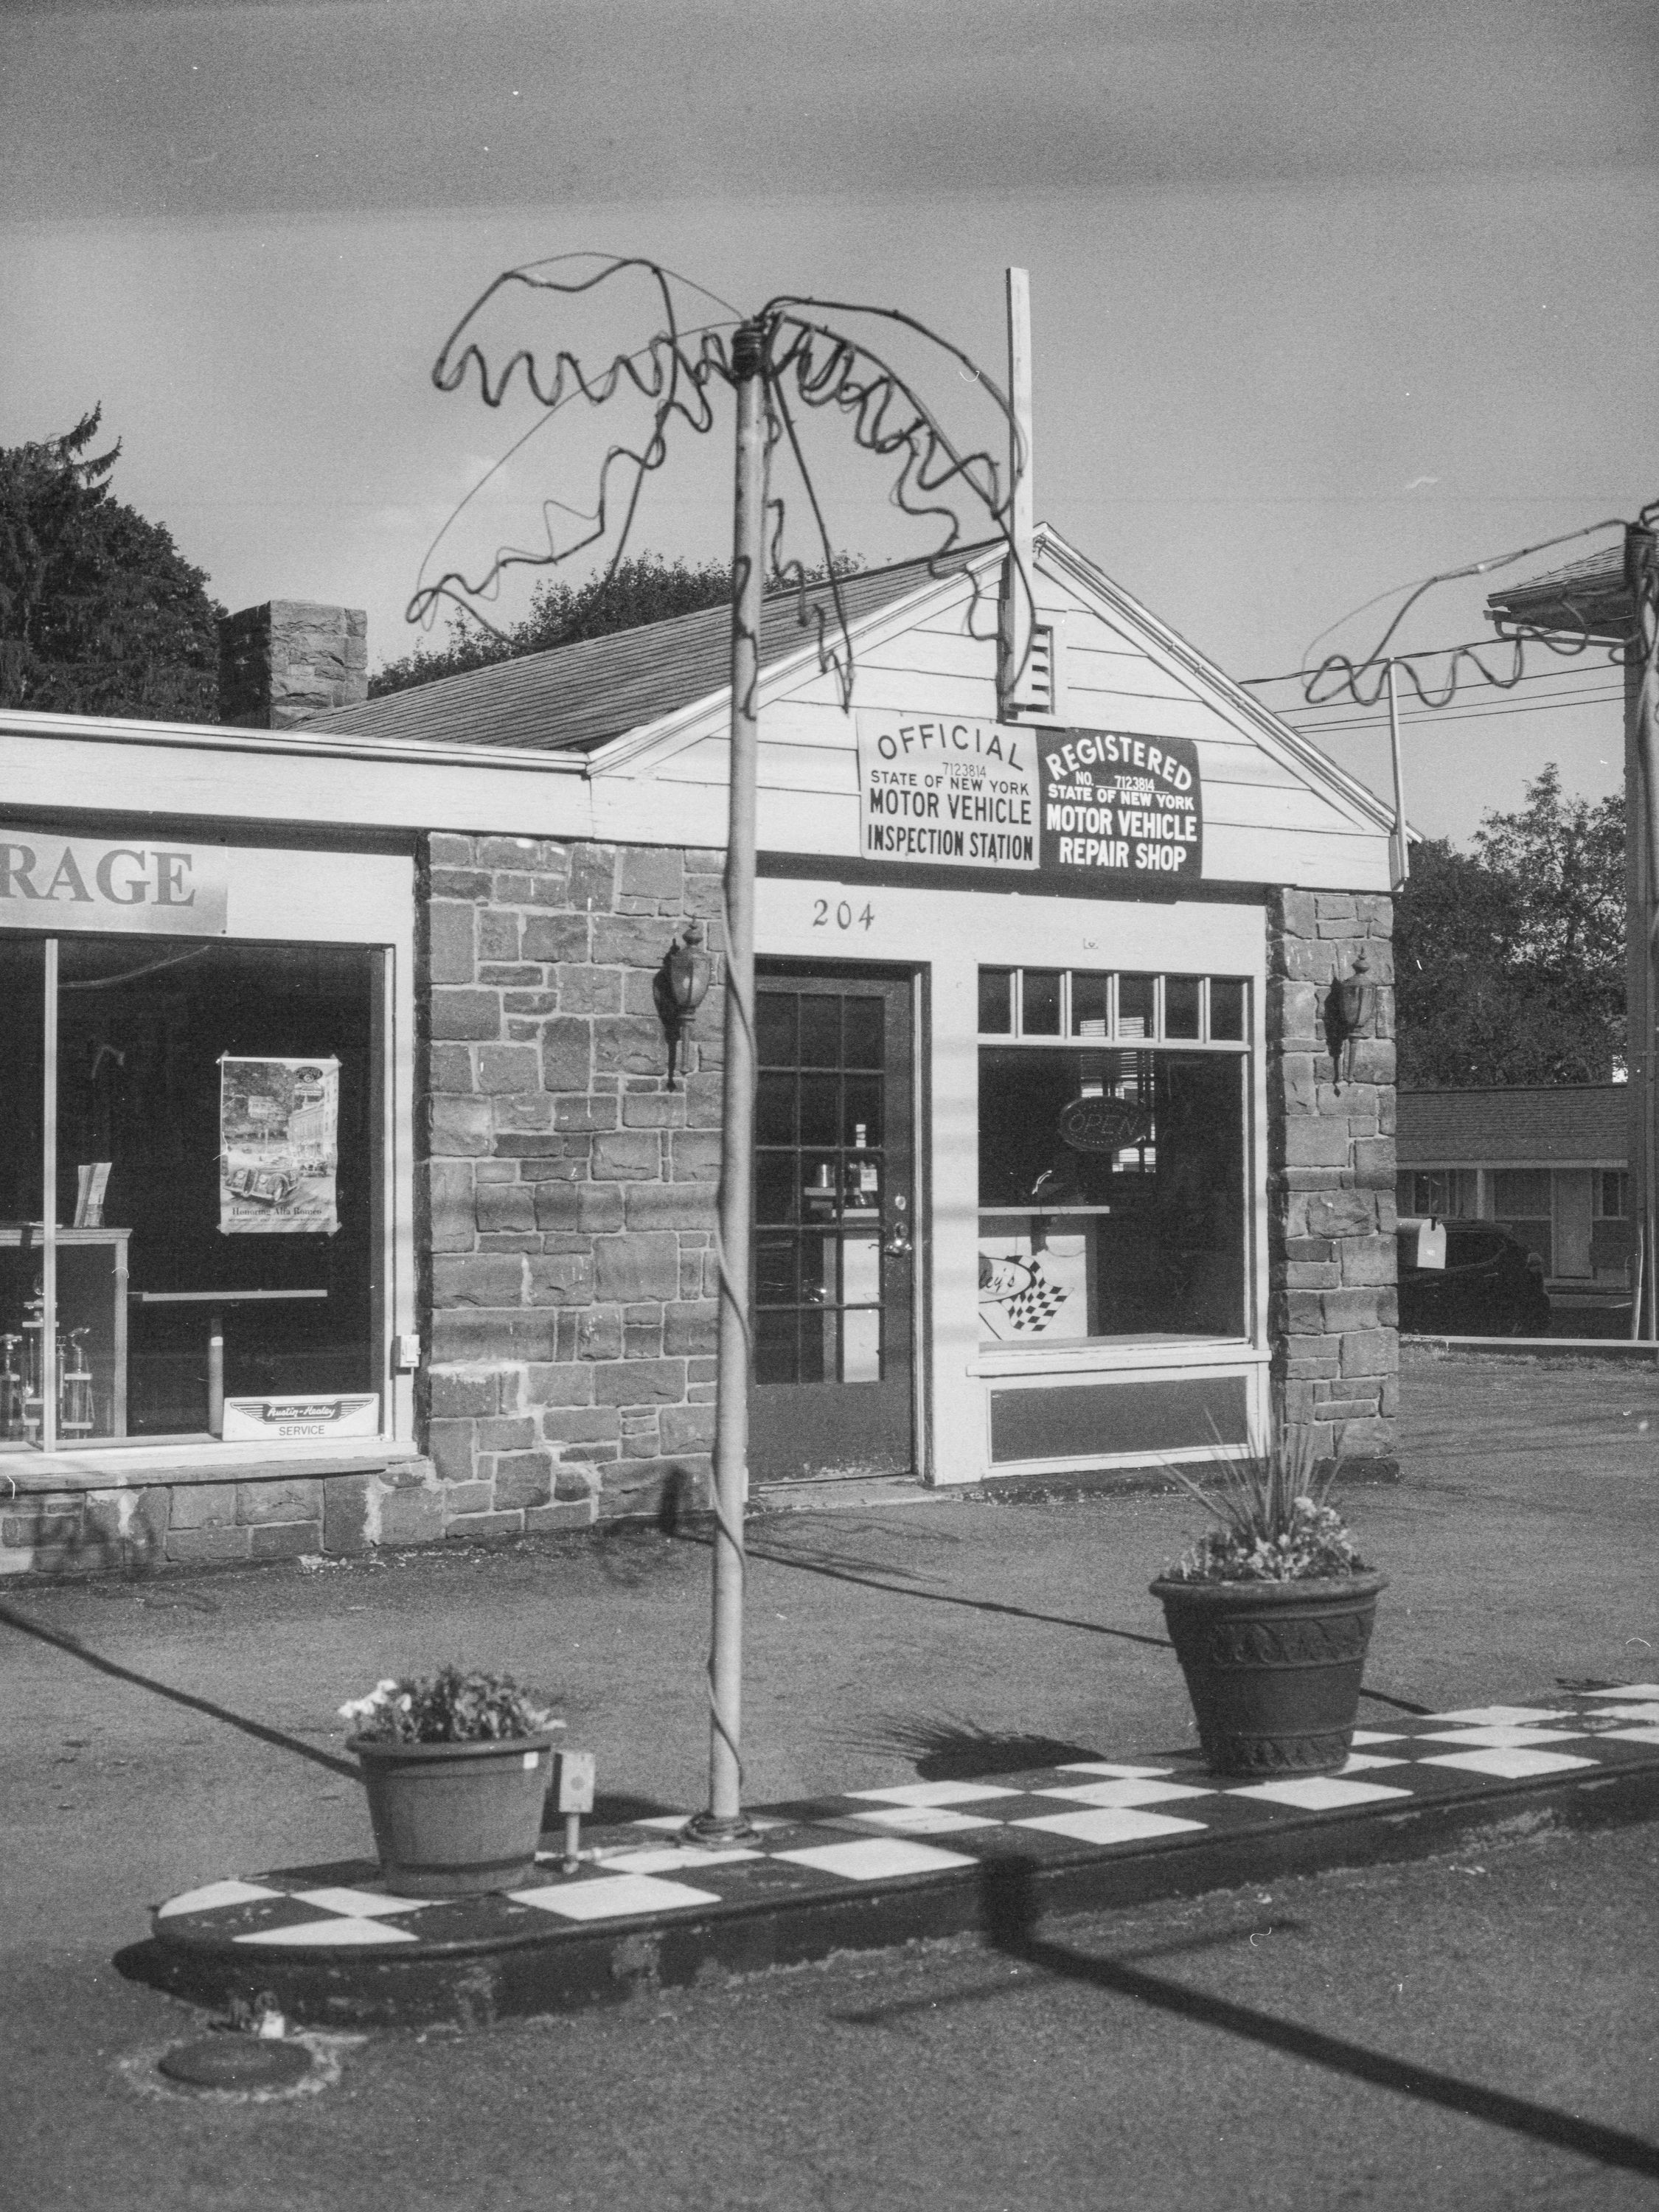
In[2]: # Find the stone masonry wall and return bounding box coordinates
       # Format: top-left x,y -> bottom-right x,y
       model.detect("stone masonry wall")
420,833 -> 727,1531
0,1460 -> 440,1577
1265,888 -> 1398,1475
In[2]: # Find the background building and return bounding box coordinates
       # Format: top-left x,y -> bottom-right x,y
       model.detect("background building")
1397,1084 -> 1631,1289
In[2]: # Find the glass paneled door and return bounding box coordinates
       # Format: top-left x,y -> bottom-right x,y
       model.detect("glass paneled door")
750,968 -> 917,1481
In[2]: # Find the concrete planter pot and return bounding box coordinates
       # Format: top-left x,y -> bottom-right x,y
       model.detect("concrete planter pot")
1150,1571 -> 1388,1777
349,1733 -> 557,1897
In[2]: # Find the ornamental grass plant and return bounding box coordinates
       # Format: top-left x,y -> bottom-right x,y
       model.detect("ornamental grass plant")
339,1665 -> 562,1745
1163,1419 -> 1368,1584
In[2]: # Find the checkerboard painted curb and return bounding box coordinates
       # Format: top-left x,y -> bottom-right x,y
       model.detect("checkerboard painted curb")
138,1690 -> 1659,2028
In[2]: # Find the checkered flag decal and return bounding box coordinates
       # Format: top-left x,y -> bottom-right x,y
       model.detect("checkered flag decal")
1003,1263 -> 1068,1333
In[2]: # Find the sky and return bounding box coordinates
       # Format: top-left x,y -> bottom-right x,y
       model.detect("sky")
3,0 -> 1656,843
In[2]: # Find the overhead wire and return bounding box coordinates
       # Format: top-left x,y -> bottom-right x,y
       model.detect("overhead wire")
1263,668 -> 1625,706
1295,518 -> 1627,672
1265,669 -> 1627,716
1242,632 -> 1629,693
1281,692 -> 1625,738
1239,517 -> 1639,736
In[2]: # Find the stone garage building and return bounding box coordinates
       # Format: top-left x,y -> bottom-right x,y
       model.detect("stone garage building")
0,530 -> 1399,1575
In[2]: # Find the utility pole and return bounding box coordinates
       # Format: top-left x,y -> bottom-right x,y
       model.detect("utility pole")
690,319 -> 767,1840
1626,524 -> 1659,1343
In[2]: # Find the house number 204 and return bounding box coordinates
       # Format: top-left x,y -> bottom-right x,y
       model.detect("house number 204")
813,898 -> 874,932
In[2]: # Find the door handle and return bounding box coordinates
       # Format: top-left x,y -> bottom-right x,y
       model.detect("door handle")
883,1231 -> 912,1258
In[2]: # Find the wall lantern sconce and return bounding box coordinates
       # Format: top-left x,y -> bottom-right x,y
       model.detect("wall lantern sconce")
1325,949 -> 1376,1090
653,920 -> 713,1090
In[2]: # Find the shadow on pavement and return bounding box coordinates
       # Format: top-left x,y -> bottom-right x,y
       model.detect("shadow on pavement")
0,1596 -> 359,1778
673,1526 -> 1432,1712
590,1790 -> 684,1824
112,1937 -> 207,2006
851,1720 -> 1110,1779
672,1523 -> 1177,1652
838,1857 -> 1659,2181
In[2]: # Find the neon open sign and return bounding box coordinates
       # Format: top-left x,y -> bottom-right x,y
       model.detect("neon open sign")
1057,1094 -> 1152,1154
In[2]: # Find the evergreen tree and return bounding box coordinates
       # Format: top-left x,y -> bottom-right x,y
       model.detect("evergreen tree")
1395,765 -> 1625,1086
0,408 -> 223,721
372,549 -> 863,698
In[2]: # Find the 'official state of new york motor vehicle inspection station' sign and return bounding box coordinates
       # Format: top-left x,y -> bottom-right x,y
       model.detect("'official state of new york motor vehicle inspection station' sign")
855,715 -> 1203,886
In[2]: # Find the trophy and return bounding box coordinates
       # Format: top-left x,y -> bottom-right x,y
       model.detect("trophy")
59,1328 -> 94,1439
20,1281 -> 44,1444
0,1334 -> 22,1442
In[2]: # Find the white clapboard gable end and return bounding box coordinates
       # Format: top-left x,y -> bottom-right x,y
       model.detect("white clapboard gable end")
585,526 -> 1395,891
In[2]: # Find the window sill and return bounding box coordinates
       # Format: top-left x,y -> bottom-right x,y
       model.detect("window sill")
0,1437 -> 422,1494
970,1340 -> 1268,1378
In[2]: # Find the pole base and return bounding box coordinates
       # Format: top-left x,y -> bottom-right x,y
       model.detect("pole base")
681,1808 -> 758,1846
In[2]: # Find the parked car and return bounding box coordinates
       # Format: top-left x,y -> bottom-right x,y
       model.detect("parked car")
1397,1217 -> 1551,1337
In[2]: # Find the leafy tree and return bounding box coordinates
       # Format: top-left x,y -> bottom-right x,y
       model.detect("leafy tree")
0,408 -> 223,720
372,549 -> 863,698
1395,764 -> 1625,1086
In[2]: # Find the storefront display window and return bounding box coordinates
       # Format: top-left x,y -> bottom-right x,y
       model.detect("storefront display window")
978,967 -> 1250,1346
1,934 -> 383,1450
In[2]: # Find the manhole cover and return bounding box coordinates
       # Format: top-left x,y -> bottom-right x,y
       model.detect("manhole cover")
158,2037 -> 314,2091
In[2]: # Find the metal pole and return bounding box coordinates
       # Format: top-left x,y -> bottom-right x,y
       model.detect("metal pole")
690,319 -> 766,1840
1385,659 -> 1410,889
1628,527 -> 1659,1345
207,1307 -> 226,1436
1000,267 -> 1034,714
1641,655 -> 1659,1349
42,938 -> 58,1455
1630,1225 -> 1645,1345
1630,655 -> 1652,1341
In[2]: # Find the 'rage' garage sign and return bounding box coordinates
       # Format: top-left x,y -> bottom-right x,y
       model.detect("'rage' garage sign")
1037,729 -> 1203,884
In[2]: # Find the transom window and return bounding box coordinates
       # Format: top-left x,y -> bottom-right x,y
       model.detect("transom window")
977,966 -> 1247,1045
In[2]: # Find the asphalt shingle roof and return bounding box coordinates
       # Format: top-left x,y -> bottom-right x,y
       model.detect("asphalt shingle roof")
1485,547 -> 1634,641
310,551 -> 992,754
1397,1085 -> 1629,1166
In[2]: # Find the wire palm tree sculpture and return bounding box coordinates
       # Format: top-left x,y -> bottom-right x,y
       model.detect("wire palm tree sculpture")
411,252 -> 1040,705
415,252 -> 1040,1834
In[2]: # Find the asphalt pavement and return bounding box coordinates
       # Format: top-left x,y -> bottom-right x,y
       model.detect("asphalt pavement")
2,1346 -> 1658,2209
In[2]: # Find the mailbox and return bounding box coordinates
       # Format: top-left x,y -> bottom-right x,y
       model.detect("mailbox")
1398,1217 -> 1447,1271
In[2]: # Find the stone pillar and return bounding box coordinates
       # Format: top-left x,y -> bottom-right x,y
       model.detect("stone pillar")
1265,889 -> 1398,1478
219,602 -> 368,728
418,835 -> 726,1530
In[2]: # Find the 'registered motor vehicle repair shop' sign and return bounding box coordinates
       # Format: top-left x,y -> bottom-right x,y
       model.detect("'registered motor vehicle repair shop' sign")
856,717 -> 1202,886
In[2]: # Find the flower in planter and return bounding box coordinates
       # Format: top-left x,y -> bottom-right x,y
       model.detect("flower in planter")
339,1665 -> 563,1743
1161,1425 -> 1370,1585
